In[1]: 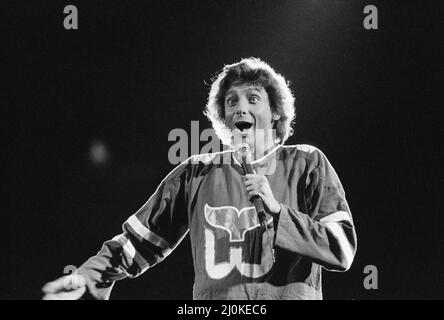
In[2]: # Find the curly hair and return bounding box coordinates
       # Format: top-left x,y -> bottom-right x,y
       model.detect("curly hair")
204,57 -> 296,146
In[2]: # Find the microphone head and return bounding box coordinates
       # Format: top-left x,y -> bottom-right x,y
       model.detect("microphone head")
235,142 -> 252,164
239,142 -> 250,155
232,128 -> 253,163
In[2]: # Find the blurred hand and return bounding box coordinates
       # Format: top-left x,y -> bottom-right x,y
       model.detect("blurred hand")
42,274 -> 87,300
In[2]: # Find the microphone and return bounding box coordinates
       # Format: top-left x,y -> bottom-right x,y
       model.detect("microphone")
238,144 -> 267,227
235,138 -> 275,263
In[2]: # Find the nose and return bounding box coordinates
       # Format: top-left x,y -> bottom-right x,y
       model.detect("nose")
235,98 -> 249,116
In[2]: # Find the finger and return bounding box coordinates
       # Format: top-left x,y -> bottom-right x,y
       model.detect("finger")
42,277 -> 66,294
246,185 -> 255,191
64,274 -> 87,291
42,286 -> 86,300
70,274 -> 86,289
43,292 -> 72,300
41,283 -> 55,294
248,190 -> 261,198
42,293 -> 60,300
43,274 -> 86,293
245,176 -> 260,184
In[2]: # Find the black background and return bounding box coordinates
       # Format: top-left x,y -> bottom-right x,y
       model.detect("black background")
2,0 -> 442,299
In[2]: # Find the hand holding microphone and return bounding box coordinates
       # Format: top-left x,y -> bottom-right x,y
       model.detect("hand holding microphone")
235,135 -> 279,263
238,144 -> 267,226
244,173 -> 281,216
233,131 -> 281,223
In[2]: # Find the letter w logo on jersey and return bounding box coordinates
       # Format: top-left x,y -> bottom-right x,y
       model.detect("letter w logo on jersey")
204,204 -> 274,279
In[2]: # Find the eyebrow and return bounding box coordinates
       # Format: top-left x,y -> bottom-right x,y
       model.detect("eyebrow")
225,86 -> 263,97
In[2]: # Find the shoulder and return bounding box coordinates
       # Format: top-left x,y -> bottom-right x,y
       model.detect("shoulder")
280,144 -> 324,161
279,144 -> 336,173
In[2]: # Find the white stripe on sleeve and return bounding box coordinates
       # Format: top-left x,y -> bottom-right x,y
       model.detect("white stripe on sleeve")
126,215 -> 170,250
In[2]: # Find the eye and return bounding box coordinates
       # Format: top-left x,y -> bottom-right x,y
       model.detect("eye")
249,95 -> 260,103
226,97 -> 237,107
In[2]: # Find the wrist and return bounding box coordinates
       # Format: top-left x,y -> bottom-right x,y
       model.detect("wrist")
269,201 -> 281,216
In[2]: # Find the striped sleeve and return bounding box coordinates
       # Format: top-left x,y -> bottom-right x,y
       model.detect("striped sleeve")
274,149 -> 357,272
77,158 -> 191,299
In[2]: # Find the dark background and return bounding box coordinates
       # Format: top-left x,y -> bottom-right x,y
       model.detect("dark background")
2,0 -> 442,299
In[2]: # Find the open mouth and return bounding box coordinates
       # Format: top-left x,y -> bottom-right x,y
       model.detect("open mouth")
234,120 -> 253,132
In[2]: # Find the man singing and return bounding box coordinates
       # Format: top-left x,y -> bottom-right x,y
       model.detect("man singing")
42,57 -> 357,300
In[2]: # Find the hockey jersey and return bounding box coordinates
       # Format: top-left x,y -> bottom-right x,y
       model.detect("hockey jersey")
77,144 -> 357,300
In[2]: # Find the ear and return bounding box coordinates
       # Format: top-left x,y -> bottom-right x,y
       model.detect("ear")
272,113 -> 281,121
